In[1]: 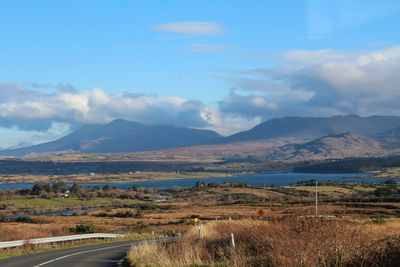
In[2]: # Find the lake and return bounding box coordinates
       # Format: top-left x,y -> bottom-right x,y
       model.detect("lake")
0,170 -> 384,190
4,210 -> 96,219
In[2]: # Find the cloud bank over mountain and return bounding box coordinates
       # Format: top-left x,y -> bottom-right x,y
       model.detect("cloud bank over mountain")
218,45 -> 400,120
2,45 -> 400,148
0,83 -> 212,130
0,83 -> 260,145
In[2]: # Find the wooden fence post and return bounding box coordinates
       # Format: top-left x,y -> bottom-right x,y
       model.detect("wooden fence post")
229,233 -> 235,249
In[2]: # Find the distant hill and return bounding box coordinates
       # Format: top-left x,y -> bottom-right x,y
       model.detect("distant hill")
0,119 -> 221,157
75,132 -> 384,164
374,126 -> 400,149
212,115 -> 400,144
293,155 -> 400,173
265,132 -> 383,161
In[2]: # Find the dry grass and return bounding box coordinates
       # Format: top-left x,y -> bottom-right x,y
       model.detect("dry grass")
127,218 -> 400,267
0,171 -> 234,184
0,224 -> 70,241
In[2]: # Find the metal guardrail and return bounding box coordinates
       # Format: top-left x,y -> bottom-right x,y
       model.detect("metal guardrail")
0,233 -> 124,249
0,240 -> 26,249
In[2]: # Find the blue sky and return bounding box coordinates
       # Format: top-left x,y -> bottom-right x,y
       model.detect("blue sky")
1,0 -> 400,148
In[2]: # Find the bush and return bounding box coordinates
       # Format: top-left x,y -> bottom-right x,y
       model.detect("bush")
94,212 -> 109,217
372,215 -> 387,224
116,211 -> 134,218
385,179 -> 397,185
135,208 -> 143,218
72,223 -> 98,233
1,216 -> 46,224
375,186 -> 397,197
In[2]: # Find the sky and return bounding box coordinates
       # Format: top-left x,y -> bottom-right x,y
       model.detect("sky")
1,0 -> 400,149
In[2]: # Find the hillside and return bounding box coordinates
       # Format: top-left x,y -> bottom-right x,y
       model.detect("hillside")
44,132 -> 384,164
0,119 -> 221,157
265,132 -> 384,161
374,126 -> 400,149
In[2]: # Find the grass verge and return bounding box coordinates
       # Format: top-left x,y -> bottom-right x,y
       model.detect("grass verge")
127,218 -> 400,267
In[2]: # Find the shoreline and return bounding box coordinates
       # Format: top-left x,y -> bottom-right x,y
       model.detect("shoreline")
0,171 -> 255,185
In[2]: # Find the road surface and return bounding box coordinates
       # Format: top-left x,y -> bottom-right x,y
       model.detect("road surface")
0,238 -> 171,267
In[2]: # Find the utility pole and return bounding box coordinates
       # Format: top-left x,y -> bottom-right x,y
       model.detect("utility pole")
315,181 -> 318,216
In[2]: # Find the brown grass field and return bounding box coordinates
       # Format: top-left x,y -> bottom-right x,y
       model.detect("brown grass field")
1,182 -> 400,265
127,217 -> 400,267
0,171 -> 236,184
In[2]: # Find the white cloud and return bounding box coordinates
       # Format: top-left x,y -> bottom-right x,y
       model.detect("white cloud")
0,84 -> 209,130
251,97 -> 277,109
199,105 -> 261,136
183,43 -> 233,53
153,22 -> 225,36
217,45 -> 400,120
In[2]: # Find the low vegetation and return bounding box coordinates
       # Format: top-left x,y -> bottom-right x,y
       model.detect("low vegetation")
127,218 -> 400,267
1,177 -> 400,265
72,223 -> 98,234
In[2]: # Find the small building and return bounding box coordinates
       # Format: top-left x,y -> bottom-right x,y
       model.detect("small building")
154,196 -> 166,202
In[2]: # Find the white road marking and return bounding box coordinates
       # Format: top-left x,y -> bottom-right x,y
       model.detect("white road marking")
32,243 -> 132,267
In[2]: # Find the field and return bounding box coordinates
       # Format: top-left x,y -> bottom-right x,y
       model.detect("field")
1,178 -> 400,265
0,171 -> 236,184
373,167 -> 400,178
127,217 -> 400,266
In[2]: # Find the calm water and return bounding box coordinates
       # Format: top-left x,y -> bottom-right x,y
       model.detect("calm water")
0,171 -> 384,190
4,210 -> 95,219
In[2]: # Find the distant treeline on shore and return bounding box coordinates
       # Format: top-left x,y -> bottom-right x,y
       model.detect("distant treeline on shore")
294,156 -> 400,173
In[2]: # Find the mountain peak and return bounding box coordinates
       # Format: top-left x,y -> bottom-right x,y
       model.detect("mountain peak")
107,119 -> 143,126
110,118 -> 128,123
0,120 -> 221,156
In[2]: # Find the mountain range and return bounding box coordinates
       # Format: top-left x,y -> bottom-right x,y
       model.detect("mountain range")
2,115 -> 400,161
0,119 -> 221,157
209,115 -> 400,144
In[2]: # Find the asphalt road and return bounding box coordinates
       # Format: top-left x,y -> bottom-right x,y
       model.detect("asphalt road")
0,238 -> 171,267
